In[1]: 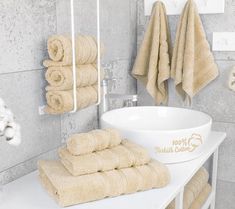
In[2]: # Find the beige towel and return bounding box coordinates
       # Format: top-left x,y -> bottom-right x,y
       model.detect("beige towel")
167,167 -> 209,209
45,85 -> 97,114
67,129 -> 122,155
45,64 -> 98,91
59,140 -> 150,176
38,160 -> 170,207
43,35 -> 98,67
190,184 -> 212,209
132,1 -> 171,105
171,0 -> 219,101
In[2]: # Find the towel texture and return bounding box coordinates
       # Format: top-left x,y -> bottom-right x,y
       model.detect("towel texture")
132,1 -> 171,105
59,140 -> 150,176
43,35 -> 98,67
45,85 -> 97,114
171,0 -> 219,101
167,167 -> 209,209
190,184 -> 212,209
67,129 -> 122,155
45,64 -> 98,91
38,160 -> 170,207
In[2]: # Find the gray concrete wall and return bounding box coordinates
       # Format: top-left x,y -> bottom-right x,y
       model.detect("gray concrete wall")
136,0 -> 235,208
0,0 -> 137,184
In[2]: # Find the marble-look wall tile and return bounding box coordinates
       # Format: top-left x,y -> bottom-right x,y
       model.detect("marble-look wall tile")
215,180 -> 235,209
212,122 -> 235,183
0,147 -> 59,185
61,106 -> 98,143
192,61 -> 235,123
0,0 -> 56,74
0,70 -> 61,172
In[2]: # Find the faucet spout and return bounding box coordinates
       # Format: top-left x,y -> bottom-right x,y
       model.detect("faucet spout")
98,79 -> 138,117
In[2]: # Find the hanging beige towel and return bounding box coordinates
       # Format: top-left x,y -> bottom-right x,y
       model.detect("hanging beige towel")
59,140 -> 150,176
190,184 -> 212,209
167,167 -> 209,209
38,160 -> 170,207
67,129 -> 122,155
45,64 -> 98,91
171,0 -> 219,101
43,35 -> 98,67
132,1 -> 171,105
45,85 -> 97,114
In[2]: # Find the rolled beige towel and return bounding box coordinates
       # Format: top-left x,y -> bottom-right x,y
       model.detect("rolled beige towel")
45,64 -> 98,91
45,85 -> 97,114
43,35 -> 98,67
38,160 -> 170,207
67,129 -> 122,155
59,139 -> 150,176
167,167 -> 209,209
190,184 -> 212,209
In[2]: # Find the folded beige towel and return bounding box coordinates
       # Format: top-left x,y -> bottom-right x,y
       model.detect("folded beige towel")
43,35 -> 98,67
67,129 -> 122,155
45,64 -> 98,91
38,160 -> 170,207
171,0 -> 219,101
45,85 -> 97,114
59,140 -> 150,176
190,184 -> 212,209
132,1 -> 171,105
167,167 -> 209,209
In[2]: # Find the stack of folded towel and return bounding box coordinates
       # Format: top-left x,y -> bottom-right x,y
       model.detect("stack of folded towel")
38,129 -> 170,207
167,167 -> 212,209
43,35 -> 102,114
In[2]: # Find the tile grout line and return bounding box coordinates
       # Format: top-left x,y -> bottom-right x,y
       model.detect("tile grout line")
0,144 -> 64,174
0,68 -> 45,76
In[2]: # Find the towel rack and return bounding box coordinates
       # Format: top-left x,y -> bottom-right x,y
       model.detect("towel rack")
70,0 -> 101,113
39,0 -> 101,115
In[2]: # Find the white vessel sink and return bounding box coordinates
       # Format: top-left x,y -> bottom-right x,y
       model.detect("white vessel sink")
101,106 -> 212,163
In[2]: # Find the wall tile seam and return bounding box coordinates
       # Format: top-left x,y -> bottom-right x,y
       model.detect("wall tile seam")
0,143 -> 63,174
129,0 -> 138,58
102,58 -> 134,63
0,68 -> 46,76
217,178 -> 235,184
212,120 -> 235,125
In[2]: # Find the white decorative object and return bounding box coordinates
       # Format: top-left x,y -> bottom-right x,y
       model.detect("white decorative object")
1,132 -> 226,209
101,106 -> 212,163
144,0 -> 225,16
0,97 -> 21,146
213,32 -> 235,51
228,67 -> 235,92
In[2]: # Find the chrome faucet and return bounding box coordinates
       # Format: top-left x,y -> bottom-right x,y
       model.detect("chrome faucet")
99,78 -> 138,115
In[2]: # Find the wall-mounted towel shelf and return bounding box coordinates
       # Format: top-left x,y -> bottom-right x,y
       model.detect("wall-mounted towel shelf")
39,0 -> 101,115
1,132 -> 226,209
144,0 -> 225,16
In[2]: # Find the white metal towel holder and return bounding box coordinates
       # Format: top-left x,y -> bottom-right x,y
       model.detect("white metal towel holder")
39,0 -> 101,115
70,0 -> 101,113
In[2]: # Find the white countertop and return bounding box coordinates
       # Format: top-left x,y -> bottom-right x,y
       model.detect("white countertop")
0,132 -> 226,209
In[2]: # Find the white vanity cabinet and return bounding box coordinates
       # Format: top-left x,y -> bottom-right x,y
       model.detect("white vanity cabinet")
1,132 -> 226,209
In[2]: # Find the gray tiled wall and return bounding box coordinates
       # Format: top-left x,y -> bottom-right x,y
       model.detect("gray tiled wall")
0,0 -> 137,185
136,0 -> 235,208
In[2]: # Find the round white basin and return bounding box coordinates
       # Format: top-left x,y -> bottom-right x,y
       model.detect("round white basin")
101,106 -> 212,163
